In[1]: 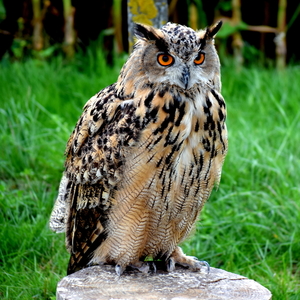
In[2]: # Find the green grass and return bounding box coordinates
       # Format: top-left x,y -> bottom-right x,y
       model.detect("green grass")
0,54 -> 299,299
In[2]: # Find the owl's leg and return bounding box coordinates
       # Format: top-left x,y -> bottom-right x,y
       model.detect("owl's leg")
167,246 -> 210,273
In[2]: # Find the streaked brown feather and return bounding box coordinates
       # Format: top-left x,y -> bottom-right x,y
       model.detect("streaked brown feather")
49,21 -> 228,275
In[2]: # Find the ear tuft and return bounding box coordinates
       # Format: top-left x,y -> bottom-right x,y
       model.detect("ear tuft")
206,21 -> 223,38
134,23 -> 158,41
134,23 -> 169,52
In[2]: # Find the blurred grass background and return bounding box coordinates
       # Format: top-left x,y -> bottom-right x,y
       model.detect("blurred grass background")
0,52 -> 299,299
1,1 -> 300,299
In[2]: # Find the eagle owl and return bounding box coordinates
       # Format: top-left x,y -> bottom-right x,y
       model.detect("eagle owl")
50,21 -> 228,276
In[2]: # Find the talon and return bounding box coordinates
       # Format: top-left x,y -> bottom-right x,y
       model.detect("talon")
192,259 -> 210,273
149,261 -> 157,273
115,264 -> 124,276
167,246 -> 210,273
138,263 -> 150,274
199,260 -> 210,274
167,257 -> 176,272
129,261 -> 150,274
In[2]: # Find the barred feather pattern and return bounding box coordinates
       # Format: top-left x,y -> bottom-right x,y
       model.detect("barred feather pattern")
49,21 -> 228,275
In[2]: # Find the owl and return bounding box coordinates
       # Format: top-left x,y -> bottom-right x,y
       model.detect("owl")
50,21 -> 228,276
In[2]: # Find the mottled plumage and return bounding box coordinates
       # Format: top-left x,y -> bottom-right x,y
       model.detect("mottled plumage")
50,21 -> 228,275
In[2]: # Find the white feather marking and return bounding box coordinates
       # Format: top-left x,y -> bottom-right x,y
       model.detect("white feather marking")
76,173 -> 81,183
96,169 -> 102,178
120,99 -> 134,108
83,170 -> 89,181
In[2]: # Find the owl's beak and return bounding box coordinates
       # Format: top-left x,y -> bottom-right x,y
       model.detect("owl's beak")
181,67 -> 190,89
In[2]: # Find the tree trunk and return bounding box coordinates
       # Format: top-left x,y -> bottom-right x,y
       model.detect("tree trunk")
32,0 -> 43,51
231,0 -> 243,68
127,0 -> 168,52
114,0 -> 124,53
56,264 -> 272,300
275,0 -> 287,69
62,0 -> 75,58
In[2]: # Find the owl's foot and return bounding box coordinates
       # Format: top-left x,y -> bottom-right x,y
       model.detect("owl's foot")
167,246 -> 210,274
129,261 -> 157,274
115,261 -> 157,276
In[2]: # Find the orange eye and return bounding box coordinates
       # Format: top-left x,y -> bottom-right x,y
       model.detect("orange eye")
194,52 -> 205,65
157,54 -> 174,66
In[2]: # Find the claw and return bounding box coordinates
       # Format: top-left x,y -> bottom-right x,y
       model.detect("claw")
167,246 -> 210,273
115,264 -> 124,276
129,261 -> 150,274
198,260 -> 210,275
190,259 -> 210,272
166,257 -> 176,272
137,262 -> 150,274
149,261 -> 157,274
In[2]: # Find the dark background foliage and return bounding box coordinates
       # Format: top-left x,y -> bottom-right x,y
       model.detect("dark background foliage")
0,0 -> 299,65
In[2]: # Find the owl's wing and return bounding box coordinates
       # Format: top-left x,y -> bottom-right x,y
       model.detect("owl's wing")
50,83 -> 140,274
65,83 -> 139,186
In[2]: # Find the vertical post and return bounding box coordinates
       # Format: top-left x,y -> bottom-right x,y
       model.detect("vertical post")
231,0 -> 243,67
127,0 -> 168,52
189,2 -> 198,30
114,0 -> 123,53
275,0 -> 286,69
32,0 -> 43,51
62,0 -> 76,58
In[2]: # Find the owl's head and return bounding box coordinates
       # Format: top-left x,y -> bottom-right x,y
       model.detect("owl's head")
130,21 -> 222,91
